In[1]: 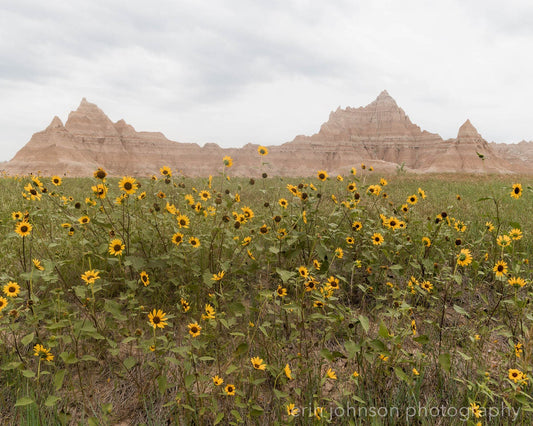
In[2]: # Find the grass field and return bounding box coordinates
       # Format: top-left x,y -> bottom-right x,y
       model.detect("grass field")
0,160 -> 532,425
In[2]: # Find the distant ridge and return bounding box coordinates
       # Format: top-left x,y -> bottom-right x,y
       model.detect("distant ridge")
3,93 -> 531,176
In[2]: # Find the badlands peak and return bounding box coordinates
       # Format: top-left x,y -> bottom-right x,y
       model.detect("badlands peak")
65,98 -> 120,138
457,119 -> 483,140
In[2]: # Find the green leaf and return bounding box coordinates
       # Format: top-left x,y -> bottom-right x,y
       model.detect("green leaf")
358,315 -> 370,333
21,369 -> 36,378
214,413 -> 224,425
14,396 -> 35,407
439,353 -> 451,373
273,388 -> 289,399
123,356 -> 136,370
157,375 -> 167,395
413,335 -> 429,345
234,342 -> 249,358
231,410 -> 243,422
54,369 -> 66,391
21,332 -> 35,346
394,367 -> 410,383
453,304 -> 469,317
276,269 -> 296,283
378,322 -> 390,339
44,395 -> 61,407
344,341 -> 359,360
184,374 -> 195,389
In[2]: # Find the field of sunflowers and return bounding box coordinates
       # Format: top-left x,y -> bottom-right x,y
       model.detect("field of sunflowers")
0,150 -> 532,425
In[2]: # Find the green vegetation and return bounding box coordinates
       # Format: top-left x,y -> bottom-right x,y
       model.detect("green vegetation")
0,160 -> 532,425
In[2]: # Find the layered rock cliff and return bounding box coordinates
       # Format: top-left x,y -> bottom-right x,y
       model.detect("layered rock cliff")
3,92 -> 529,176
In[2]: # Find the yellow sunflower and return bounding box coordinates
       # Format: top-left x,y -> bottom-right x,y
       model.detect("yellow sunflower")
81,270 -> 100,285
108,239 -> 125,256
93,167 -> 107,179
33,344 -> 54,362
189,237 -> 200,248
371,233 -> 384,245
3,282 -> 20,298
188,322 -> 202,337
493,260 -> 508,278
316,170 -> 328,181
91,183 -> 108,199
172,232 -> 184,246
456,248 -> 472,266
140,271 -> 150,286
0,296 -> 7,311
78,216 -> 90,225
251,356 -> 266,370
257,146 -> 268,156
118,176 -> 138,195
223,156 -> 233,168
212,375 -> 223,386
511,183 -> 522,199
224,384 -> 236,395
176,214 -> 190,228
148,309 -> 168,329
15,221 -> 32,237
160,166 -> 172,177
51,176 -> 62,186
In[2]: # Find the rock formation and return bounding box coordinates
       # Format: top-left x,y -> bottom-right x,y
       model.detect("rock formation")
3,92 -> 530,177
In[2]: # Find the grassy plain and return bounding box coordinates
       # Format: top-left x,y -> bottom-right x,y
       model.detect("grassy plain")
0,166 -> 531,425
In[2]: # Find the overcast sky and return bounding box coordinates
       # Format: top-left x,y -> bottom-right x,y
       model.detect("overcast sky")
1,0 -> 532,161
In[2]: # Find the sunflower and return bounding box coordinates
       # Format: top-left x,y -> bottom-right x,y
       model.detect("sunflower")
509,368 -> 524,383
422,237 -> 431,247
454,220 -> 466,232
257,146 -> 268,156
352,221 -> 362,231
0,296 -> 7,312
180,298 -> 190,312
335,247 -> 344,258
316,170 -> 328,181
78,216 -> 90,225
223,156 -> 233,167
305,278 -> 317,292
327,276 -> 340,290
202,304 -> 216,320
118,176 -> 138,194
276,285 -> 287,297
336,175 -> 344,182
420,280 -> 433,292
33,344 -> 54,362
176,214 -> 190,228
326,368 -> 337,380
508,276 -> 526,287
313,300 -> 325,308
157,191 -> 166,199
493,260 -> 508,278
160,166 -> 172,177
81,270 -> 100,285
259,224 -> 269,234
108,239 -> 125,256
241,206 -> 254,219
401,204 -> 409,213
242,236 -> 252,246
497,235 -> 511,247
189,236 -> 200,248
224,384 -> 235,395
509,228 -> 523,240
511,183 -> 522,199
212,375 -> 223,386
140,271 -> 150,286
278,198 -> 288,208
367,185 -> 381,196
298,266 -> 309,278
51,176 -> 62,186
199,190 -> 211,201
148,309 -> 168,329
346,236 -> 355,245
24,184 -> 42,201
277,228 -> 287,240
251,356 -> 266,370
3,282 -> 20,298
347,182 -> 357,192
171,232 -> 183,246
456,248 -> 472,266
93,167 -> 107,179
407,194 -> 418,205
188,322 -> 201,337
313,259 -> 321,270
371,233 -> 384,246
90,183 -> 107,199
32,259 -> 44,271
284,364 -> 293,380
212,271 -> 225,281
15,221 -> 32,237
12,211 -> 23,221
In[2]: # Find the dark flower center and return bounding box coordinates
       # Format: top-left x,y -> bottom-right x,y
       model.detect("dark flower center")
8,286 -> 16,292
124,182 -> 132,190
153,316 -> 161,324
114,244 -> 122,251
21,226 -> 28,232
